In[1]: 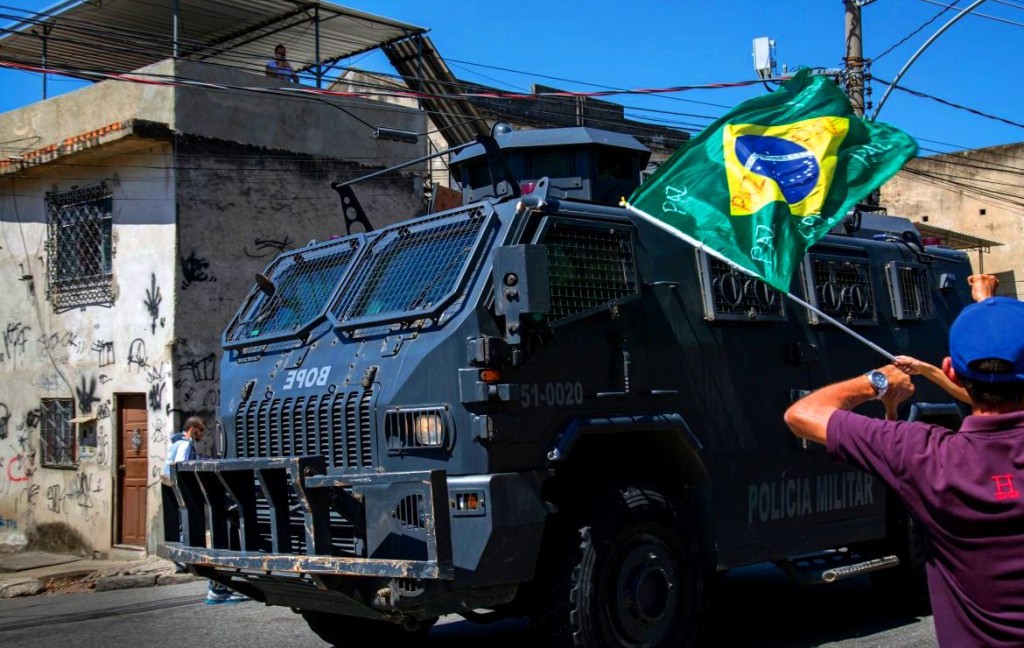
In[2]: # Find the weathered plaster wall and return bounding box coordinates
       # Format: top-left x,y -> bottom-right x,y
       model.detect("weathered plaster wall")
172,61 -> 425,165
332,70 -> 450,189
881,144 -> 1024,295
0,64 -> 174,151
0,58 -> 428,554
0,141 -> 176,552
0,59 -> 425,171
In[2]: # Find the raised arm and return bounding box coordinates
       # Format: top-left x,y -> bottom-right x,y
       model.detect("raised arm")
968,274 -> 999,302
784,365 -> 914,445
893,355 -> 970,404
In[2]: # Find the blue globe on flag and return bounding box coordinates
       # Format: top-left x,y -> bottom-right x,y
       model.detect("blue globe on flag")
735,135 -> 819,205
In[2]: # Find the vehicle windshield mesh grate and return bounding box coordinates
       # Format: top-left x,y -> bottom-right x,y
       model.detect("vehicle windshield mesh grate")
226,238 -> 360,342
333,207 -> 486,322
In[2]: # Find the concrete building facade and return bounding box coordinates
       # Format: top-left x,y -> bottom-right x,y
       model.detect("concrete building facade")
881,143 -> 1023,297
0,59 -> 425,555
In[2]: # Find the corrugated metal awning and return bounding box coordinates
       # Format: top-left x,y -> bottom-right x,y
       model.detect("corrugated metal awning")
914,222 -> 1003,251
383,34 -> 489,147
0,0 -> 425,76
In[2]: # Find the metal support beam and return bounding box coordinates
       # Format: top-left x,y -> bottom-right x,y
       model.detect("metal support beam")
314,4 -> 321,88
173,0 -> 180,58
40,30 -> 47,99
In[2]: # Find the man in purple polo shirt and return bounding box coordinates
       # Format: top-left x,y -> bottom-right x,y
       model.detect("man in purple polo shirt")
784,296 -> 1024,647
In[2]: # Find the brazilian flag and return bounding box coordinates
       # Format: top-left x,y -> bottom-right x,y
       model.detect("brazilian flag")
628,68 -> 917,292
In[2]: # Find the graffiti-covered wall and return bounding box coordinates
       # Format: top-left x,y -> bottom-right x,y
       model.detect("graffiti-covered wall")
0,57 -> 427,554
0,140 -> 177,552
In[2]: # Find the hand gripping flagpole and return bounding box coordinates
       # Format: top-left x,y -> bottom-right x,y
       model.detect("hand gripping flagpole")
623,202 -> 896,363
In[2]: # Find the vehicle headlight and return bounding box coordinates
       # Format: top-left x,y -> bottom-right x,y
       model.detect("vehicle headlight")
385,407 -> 453,451
414,413 -> 444,447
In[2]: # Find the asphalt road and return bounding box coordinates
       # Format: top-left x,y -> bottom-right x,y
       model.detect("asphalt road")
0,564 -> 937,647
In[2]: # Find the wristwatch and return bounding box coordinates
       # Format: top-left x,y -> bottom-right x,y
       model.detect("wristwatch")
865,370 -> 889,400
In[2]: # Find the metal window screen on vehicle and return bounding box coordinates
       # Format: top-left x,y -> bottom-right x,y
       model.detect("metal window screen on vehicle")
803,255 -> 877,325
335,207 -> 486,322
542,223 -> 637,320
697,251 -> 786,321
887,262 -> 934,321
227,239 -> 360,341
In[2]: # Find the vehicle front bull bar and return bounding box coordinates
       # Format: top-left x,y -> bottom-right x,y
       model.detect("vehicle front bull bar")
156,457 -> 453,580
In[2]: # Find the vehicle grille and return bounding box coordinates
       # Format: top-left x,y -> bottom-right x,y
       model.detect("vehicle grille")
253,484 -> 358,556
234,389 -> 376,469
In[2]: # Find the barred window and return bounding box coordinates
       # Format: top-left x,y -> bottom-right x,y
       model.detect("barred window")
46,184 -> 114,311
41,399 -> 76,468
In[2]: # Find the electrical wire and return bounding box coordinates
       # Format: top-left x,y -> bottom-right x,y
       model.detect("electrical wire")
873,76 -> 1024,129
917,136 -> 1024,161
337,66 -> 717,132
0,56 -> 714,141
898,167 -> 1024,212
874,0 -> 959,62
442,56 -> 737,110
2,3 -> 1019,206
0,5 -> 731,136
916,0 -> 1024,27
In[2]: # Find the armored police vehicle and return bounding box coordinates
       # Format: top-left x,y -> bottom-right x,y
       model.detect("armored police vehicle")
159,125 -> 974,647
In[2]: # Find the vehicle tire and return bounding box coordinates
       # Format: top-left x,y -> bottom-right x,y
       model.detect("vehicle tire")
868,503 -> 931,616
300,611 -> 436,645
528,483 -> 705,647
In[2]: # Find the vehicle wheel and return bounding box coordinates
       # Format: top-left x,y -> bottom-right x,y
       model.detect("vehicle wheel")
300,611 -> 436,645
869,503 -> 931,615
528,484 -> 705,647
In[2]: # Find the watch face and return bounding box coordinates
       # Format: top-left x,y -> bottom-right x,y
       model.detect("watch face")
869,371 -> 888,391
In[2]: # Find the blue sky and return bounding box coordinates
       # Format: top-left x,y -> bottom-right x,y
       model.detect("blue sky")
1,0 -> 1021,155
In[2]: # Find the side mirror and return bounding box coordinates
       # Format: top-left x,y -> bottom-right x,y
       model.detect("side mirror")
492,245 -> 550,344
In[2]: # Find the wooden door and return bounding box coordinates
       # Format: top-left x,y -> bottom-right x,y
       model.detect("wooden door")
117,395 -> 148,546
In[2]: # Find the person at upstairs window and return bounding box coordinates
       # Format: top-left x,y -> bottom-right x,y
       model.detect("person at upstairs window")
893,273 -> 1001,405
784,295 -> 1024,647
265,44 -> 299,83
164,416 -> 249,605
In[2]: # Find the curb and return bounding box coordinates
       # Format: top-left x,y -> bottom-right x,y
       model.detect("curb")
157,573 -> 200,586
0,559 -> 202,597
0,577 -> 45,598
94,574 -> 158,592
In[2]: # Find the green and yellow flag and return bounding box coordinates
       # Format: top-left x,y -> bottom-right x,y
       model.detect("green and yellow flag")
628,68 -> 917,292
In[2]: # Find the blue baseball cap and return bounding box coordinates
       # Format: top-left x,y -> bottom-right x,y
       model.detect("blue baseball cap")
950,297 -> 1024,383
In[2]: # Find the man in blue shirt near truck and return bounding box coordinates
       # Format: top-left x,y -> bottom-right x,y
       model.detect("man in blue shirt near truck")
163,416 -> 249,605
785,295 -> 1024,647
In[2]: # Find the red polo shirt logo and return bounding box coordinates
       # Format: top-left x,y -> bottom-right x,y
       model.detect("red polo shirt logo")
991,474 -> 1021,501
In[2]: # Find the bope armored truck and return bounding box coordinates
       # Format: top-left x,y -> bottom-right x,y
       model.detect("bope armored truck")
159,126 -> 974,647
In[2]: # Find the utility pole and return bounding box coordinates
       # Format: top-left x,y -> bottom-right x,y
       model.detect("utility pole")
844,0 -> 864,116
